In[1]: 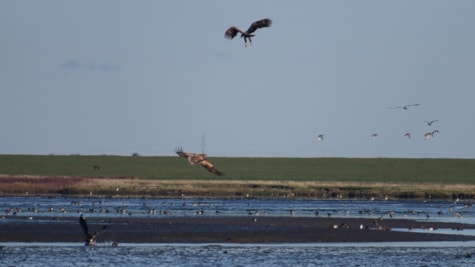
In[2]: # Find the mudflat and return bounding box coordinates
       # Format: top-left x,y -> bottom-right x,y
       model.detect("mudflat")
1,216 -> 474,244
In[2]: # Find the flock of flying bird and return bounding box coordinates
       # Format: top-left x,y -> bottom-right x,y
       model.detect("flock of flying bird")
175,103 -> 441,176
176,19 -> 443,177
317,103 -> 440,142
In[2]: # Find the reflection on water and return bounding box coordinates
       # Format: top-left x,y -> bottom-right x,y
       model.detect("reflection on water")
393,228 -> 475,236
1,242 -> 475,266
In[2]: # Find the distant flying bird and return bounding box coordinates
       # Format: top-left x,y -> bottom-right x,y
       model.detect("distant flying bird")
424,120 -> 439,126
389,104 -> 420,110
371,133 -> 378,140
79,214 -> 107,246
176,147 -> 223,175
424,130 -> 439,140
316,134 -> 324,141
225,18 -> 272,46
404,133 -> 411,139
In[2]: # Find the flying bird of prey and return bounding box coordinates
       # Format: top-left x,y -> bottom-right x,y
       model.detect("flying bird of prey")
425,120 -> 439,126
404,132 -> 411,139
371,133 -> 378,140
316,134 -> 324,141
225,18 -> 272,46
176,147 -> 223,175
79,214 -> 107,246
389,104 -> 420,110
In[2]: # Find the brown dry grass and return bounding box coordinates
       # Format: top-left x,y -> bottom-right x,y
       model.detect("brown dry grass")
1,175 -> 474,199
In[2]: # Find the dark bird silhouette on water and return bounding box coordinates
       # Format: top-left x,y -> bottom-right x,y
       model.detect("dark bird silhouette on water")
176,147 -> 223,175
389,104 -> 420,110
225,18 -> 272,46
79,214 -> 107,246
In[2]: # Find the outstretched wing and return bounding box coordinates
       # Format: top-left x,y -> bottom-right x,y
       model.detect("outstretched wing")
225,26 -> 244,39
406,104 -> 420,108
91,225 -> 107,239
247,18 -> 272,34
201,159 -> 223,175
79,215 -> 89,236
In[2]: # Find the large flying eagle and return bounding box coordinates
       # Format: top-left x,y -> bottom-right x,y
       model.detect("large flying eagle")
79,214 -> 107,246
176,147 -> 223,175
225,18 -> 272,46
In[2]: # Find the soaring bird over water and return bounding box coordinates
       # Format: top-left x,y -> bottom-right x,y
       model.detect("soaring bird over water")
176,147 -> 223,175
79,214 -> 107,246
225,18 -> 272,46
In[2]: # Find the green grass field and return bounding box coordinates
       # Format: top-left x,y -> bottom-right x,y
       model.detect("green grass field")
1,155 -> 474,198
1,155 -> 474,183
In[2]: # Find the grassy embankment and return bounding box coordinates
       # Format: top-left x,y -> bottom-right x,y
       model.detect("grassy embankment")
0,155 -> 474,199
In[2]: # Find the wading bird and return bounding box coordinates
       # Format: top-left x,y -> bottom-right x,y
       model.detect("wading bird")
225,18 -> 272,46
389,104 -> 420,110
176,147 -> 223,175
79,214 -> 107,246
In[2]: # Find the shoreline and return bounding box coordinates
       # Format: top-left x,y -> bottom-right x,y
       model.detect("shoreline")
2,175 -> 475,200
1,216 -> 475,244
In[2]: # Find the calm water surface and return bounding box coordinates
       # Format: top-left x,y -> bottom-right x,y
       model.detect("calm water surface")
2,242 -> 475,266
1,196 -> 475,266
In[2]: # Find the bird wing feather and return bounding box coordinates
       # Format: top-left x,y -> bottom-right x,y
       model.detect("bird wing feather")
225,27 -> 244,39
79,215 -> 89,236
246,18 -> 272,34
201,159 -> 223,175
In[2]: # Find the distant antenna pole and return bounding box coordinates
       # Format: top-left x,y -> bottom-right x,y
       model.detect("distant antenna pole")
201,134 -> 206,154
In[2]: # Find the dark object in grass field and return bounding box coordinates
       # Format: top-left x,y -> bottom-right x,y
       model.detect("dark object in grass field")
176,147 -> 223,175
79,214 -> 107,246
225,18 -> 272,47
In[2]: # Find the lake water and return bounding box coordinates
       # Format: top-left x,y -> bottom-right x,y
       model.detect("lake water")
2,242 -> 475,266
1,196 -> 475,266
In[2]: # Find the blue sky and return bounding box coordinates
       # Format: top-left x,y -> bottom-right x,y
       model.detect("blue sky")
1,1 -> 474,158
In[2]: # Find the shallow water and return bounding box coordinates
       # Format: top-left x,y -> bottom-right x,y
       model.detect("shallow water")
2,197 -> 475,266
1,196 -> 474,223
2,242 -> 475,267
